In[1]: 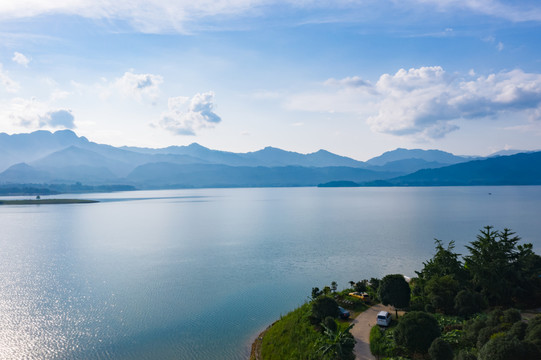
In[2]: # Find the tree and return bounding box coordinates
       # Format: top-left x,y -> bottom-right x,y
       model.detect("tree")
312,287 -> 323,299
394,311 -> 440,355
378,274 -> 411,318
478,336 -> 541,360
355,280 -> 368,293
318,323 -> 356,360
370,278 -> 381,293
454,289 -> 485,316
428,338 -> 453,360
311,296 -> 340,324
425,275 -> 459,314
348,280 -> 355,289
331,281 -> 338,293
323,316 -> 338,332
323,286 -> 332,296
465,226 -> 523,306
417,239 -> 466,283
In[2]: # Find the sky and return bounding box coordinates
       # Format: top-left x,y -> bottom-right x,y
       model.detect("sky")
0,1 -> 541,161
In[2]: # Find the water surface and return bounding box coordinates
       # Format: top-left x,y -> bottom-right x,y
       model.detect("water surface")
0,186 -> 540,359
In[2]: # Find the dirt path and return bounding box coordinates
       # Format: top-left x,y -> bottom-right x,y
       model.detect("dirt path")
349,304 -> 394,360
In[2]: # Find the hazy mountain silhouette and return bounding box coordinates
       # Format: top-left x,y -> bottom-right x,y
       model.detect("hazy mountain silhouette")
369,151 -> 541,186
365,148 -> 472,166
126,163 -> 397,188
1,130 -> 539,190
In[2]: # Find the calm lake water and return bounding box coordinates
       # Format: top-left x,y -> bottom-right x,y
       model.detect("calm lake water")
0,186 -> 540,359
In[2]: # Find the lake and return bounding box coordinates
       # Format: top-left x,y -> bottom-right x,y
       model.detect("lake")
0,186 -> 540,359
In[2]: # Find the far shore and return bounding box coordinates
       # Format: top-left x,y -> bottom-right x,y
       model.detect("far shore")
0,199 -> 99,205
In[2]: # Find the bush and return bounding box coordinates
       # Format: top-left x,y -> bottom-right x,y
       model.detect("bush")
476,326 -> 497,349
502,308 -> 521,324
508,321 -> 527,341
462,317 -> 486,347
455,349 -> 477,360
323,317 -> 337,332
525,314 -> 541,348
394,311 -> 441,354
369,326 -> 395,358
486,308 -> 503,327
311,296 -> 340,324
478,336 -> 540,360
428,338 -> 453,360
409,295 -> 426,311
454,290 -> 485,317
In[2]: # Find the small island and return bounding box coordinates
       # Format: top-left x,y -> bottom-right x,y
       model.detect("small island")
0,199 -> 99,205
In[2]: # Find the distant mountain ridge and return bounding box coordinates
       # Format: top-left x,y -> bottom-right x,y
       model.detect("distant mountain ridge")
0,130 -> 539,190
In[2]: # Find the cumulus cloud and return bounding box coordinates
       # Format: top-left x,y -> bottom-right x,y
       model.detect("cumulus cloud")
12,52 -> 30,67
113,71 -> 163,100
288,66 -> 541,140
157,91 -> 221,135
0,64 -> 20,93
0,97 -> 75,130
41,109 -> 75,129
367,67 -> 541,139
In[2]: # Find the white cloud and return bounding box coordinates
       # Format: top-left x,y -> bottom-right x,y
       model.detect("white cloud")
324,76 -> 372,89
497,41 -> 504,51
113,71 -> 163,100
412,0 -> 541,22
288,66 -> 541,140
0,0 -> 267,33
1,1 -> 538,34
0,64 -> 20,93
0,97 -> 75,130
42,109 -> 75,129
369,67 -> 541,138
12,52 -> 30,67
157,91 -> 221,135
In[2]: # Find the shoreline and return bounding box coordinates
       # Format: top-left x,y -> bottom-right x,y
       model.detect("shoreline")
0,199 -> 99,205
249,321 -> 278,360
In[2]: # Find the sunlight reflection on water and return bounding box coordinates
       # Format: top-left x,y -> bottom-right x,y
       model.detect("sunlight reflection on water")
0,186 -> 539,359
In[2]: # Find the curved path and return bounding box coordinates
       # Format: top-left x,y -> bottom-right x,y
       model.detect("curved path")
349,304 -> 394,360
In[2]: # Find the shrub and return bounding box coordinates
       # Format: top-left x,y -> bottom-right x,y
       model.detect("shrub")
409,295 -> 426,311
323,317 -> 337,332
476,326 -> 497,349
394,311 -> 441,354
455,349 -> 477,360
502,308 -> 521,324
462,317 -> 486,347
369,326 -> 395,358
428,338 -> 453,360
454,290 -> 485,317
525,314 -> 541,348
508,321 -> 527,341
478,336 -> 540,360
311,296 -> 340,324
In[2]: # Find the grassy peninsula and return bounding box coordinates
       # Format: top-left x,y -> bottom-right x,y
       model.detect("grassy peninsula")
254,227 -> 541,360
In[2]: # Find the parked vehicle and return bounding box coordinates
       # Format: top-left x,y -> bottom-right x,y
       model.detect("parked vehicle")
338,306 -> 350,319
348,292 -> 362,299
376,311 -> 392,326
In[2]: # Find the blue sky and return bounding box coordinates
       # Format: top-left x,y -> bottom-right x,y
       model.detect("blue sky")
1,1 -> 541,160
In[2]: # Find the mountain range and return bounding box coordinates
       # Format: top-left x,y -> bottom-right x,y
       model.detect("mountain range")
0,130 -> 539,192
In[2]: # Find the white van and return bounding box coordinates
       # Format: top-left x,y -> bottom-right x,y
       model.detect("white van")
376,311 -> 392,327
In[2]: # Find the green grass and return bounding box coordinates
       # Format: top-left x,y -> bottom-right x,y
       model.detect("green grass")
0,199 -> 98,205
261,303 -> 328,360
